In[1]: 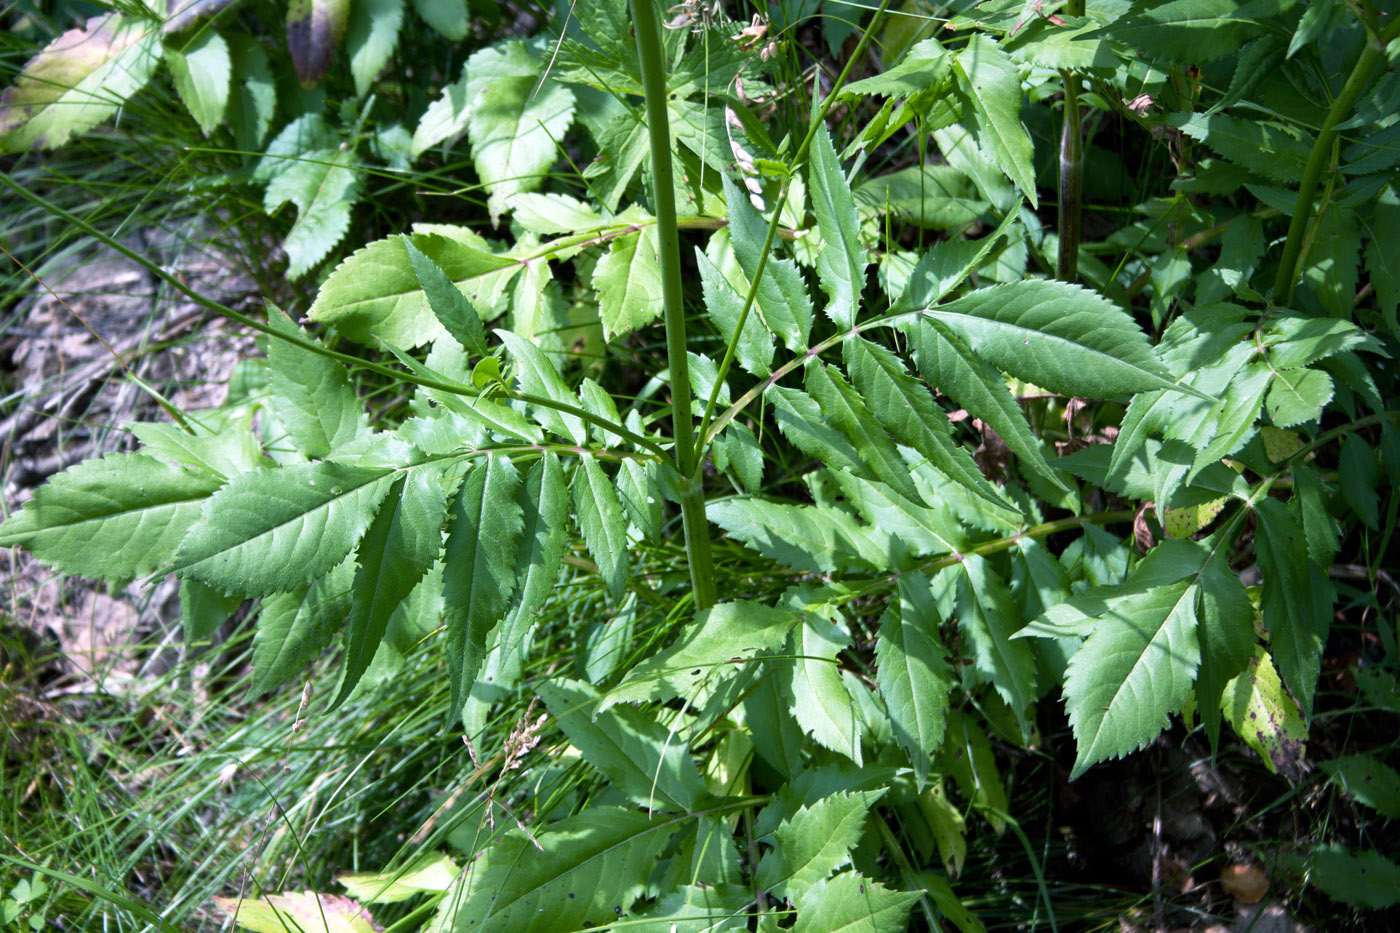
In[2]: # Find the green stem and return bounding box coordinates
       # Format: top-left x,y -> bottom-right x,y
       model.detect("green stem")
1270,13 -> 1400,308
630,0 -> 716,609
1056,70 -> 1082,282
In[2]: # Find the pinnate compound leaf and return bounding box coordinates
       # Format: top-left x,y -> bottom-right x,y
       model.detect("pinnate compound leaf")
927,280 -> 1181,397
438,808 -> 673,932
810,124 -> 868,330
792,872 -> 921,933
1063,578 -> 1200,778
1094,0 -> 1264,64
952,35 -> 1036,207
1222,646 -> 1308,781
0,13 -> 160,152
756,789 -> 886,900
572,457 -> 629,600
497,330 -> 588,445
845,336 -> 1005,508
602,600 -> 801,710
955,558 -> 1037,739
403,236 -> 489,357
877,575 -> 954,785
267,305 -> 368,457
789,614 -> 865,765
536,678 -> 707,813
173,461 -> 395,596
1196,547 -> 1257,749
1254,498 -> 1332,717
286,0 -> 348,87
707,499 -> 887,574
698,247 -> 772,377
165,29 -> 230,135
722,177 -> 813,351
594,225 -> 664,339
251,559 -> 355,695
442,455 -> 523,718
806,363 -> 926,507
1168,113 -> 1312,184
0,453 -> 222,584
347,0 -> 404,97
498,453 -> 567,649
335,464 -> 452,706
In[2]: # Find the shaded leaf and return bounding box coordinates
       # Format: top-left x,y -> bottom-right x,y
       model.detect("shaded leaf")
572,456 -> 629,599
757,790 -> 886,900
286,0 -> 349,87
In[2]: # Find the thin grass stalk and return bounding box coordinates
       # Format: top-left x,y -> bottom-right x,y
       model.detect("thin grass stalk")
1270,12 -> 1400,309
629,0 -> 717,609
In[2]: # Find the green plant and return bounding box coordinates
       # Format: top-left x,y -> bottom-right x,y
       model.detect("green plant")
4,0 -> 1400,929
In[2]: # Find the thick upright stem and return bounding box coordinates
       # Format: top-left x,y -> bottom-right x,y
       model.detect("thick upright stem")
631,0 -> 716,609
1057,0 -> 1085,283
1271,15 -> 1400,309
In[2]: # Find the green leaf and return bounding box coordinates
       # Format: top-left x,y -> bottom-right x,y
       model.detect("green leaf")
792,872 -> 921,933
403,236 -> 489,358
251,559 -> 354,695
951,35 -> 1036,207
1338,435 -> 1379,530
0,13 -> 160,152
1063,578 -> 1200,778
441,455 -> 523,718
347,0 -> 403,97
1267,366 -> 1335,427
757,790 -> 886,900
411,0 -> 466,39
266,305 -> 368,457
768,385 -> 865,477
179,578 -> 243,644
335,464 -> 451,706
925,280 -> 1182,397
262,145 -> 360,279
698,247 -> 771,377
895,207 -> 1021,311
844,336 -> 1005,509
0,453 -> 223,584
789,613 -> 865,765
877,576 -> 955,785
1284,846 -> 1400,910
211,891 -> 375,933
1195,547 -> 1258,749
841,37 -> 951,99
498,453 -> 567,646
1303,206 -> 1362,318
603,600 -> 800,710
955,559 -> 1037,739
810,124 -> 868,329
1318,755 -> 1400,819
1366,188 -> 1400,326
940,710 -> 1010,833
228,37 -> 274,152
339,852 -> 458,903
806,363 -> 926,506
173,461 -> 395,596
855,165 -> 985,230
707,498 -> 887,574
1222,646 -> 1308,781
165,29 -> 230,135
594,225 -> 664,339
1168,112 -> 1313,184
1254,497 -> 1333,717
466,44 -> 575,222
439,807 -> 675,932
721,179 -> 813,352
497,329 -> 588,445
1095,0 -> 1265,64
286,0 -> 348,87
630,884 -> 750,933
536,679 -> 707,813
572,457 -> 629,600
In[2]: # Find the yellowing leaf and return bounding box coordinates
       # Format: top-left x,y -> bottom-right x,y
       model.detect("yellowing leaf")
1222,646 -> 1308,781
1161,496 -> 1227,539
213,892 -> 376,933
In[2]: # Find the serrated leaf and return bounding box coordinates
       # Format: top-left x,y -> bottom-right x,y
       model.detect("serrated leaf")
768,385 -> 865,477
955,558 -> 1036,739
1222,646 -> 1308,780
335,464 -> 451,706
0,453 -> 223,584
844,336 -> 1006,509
940,710 -> 1009,833
842,37 -> 951,99
251,559 -> 355,695
0,13 -> 160,152
806,363 -> 926,506
1196,546 -> 1257,748
412,0 -> 466,39
792,872 -> 920,933
572,456 -> 629,599
512,192 -> 606,235
441,454 -> 522,719
789,614 -> 865,765
173,461 -> 395,596
896,207 -> 1021,311
952,35 -> 1036,207
466,45 -> 575,222
339,852 -> 458,904
263,146 -> 360,279
707,498 -> 887,574
757,790 -> 886,900
629,884 -> 750,933
213,891 -> 375,933
1319,755 -> 1400,818
286,0 -> 347,87
403,236 -> 489,357
855,165 -> 985,230
1303,206 -> 1361,318
1338,435 -> 1379,529
181,577 -> 244,643
698,247 -> 771,377
722,178 -> 813,352
347,0 -> 403,97
603,600 -> 800,710
594,225 -> 664,339
1093,0 -> 1264,64
1254,497 -> 1332,717
165,29 -> 230,135
1064,578 -> 1199,778
498,453 -> 567,644
925,280 -> 1182,397
1168,112 -> 1312,184
905,318 -> 1066,490
1283,846 -> 1400,910
877,576 -> 954,785
536,679 -> 706,813
497,329 -> 588,445
436,808 -> 674,932
313,230 -> 516,347
810,124 -> 868,329
228,37 -> 274,152
267,305 -> 368,457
